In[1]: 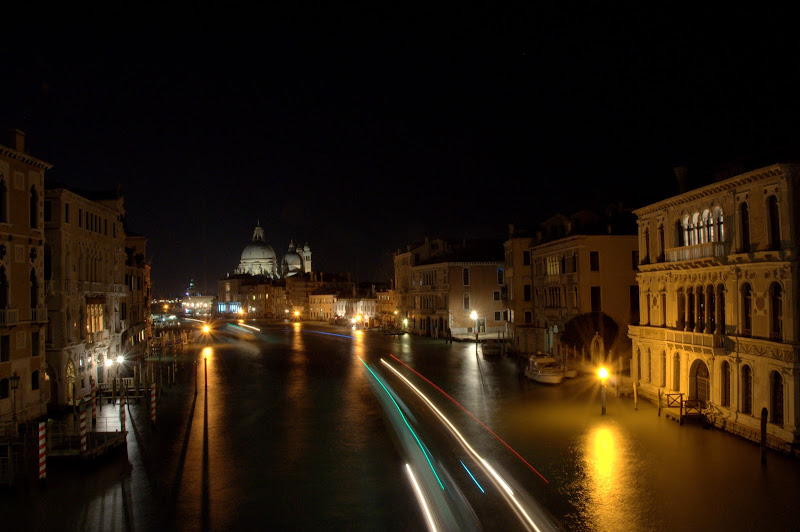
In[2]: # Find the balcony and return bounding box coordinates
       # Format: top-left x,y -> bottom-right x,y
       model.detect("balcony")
31,307 -> 48,323
665,241 -> 730,263
0,309 -> 19,327
87,330 -> 109,344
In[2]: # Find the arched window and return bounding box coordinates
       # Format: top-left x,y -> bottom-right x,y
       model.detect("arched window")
713,206 -> 724,242
462,268 -> 470,286
720,360 -> 731,407
0,175 -> 7,223
643,227 -> 650,263
717,284 -> 726,334
770,371 -> 784,426
0,378 -> 8,399
30,185 -> 38,229
676,289 -> 685,330
768,195 -> 780,250
741,283 -> 752,336
702,209 -> 712,243
31,370 -> 40,391
675,219 -> 685,247
657,225 -> 665,261
30,268 -> 38,309
691,213 -> 701,245
660,351 -> 667,387
687,287 -> 695,331
770,283 -> 783,341
673,353 -> 681,391
646,349 -> 652,383
739,202 -> 750,252
741,365 -> 753,415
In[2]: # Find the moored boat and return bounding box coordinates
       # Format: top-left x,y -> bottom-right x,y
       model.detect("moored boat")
525,356 -> 565,384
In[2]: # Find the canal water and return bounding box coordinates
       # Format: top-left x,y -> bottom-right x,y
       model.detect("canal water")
2,322 -> 799,531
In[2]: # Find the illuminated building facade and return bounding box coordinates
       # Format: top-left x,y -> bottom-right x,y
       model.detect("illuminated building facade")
0,130 -> 50,426
629,163 -> 799,450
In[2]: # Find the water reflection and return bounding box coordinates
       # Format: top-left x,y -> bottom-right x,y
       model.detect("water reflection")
580,423 -> 631,531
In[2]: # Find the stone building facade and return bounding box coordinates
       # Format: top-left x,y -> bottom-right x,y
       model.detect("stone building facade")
0,131 -> 50,426
629,163 -> 799,449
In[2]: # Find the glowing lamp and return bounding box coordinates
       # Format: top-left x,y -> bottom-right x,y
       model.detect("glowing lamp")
294,310 -> 300,317
598,367 -> 608,380
203,325 -> 210,333
470,311 -> 477,320
105,358 -> 113,367
117,356 -> 124,364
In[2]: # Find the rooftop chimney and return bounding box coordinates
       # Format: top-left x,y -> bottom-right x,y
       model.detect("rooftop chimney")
9,129 -> 25,153
674,165 -> 689,193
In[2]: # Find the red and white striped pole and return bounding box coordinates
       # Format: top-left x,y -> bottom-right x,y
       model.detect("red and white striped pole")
91,382 -> 97,427
38,422 -> 46,480
150,383 -> 156,424
79,403 -> 87,454
120,392 -> 126,433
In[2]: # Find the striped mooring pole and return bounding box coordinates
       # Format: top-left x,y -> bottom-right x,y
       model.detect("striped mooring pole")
120,392 -> 126,432
79,403 -> 88,454
91,382 -> 97,427
150,383 -> 156,424
38,422 -> 46,480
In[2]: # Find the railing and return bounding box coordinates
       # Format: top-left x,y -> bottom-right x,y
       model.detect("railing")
0,309 -> 19,327
665,241 -> 730,263
31,307 -> 48,323
87,330 -> 108,343
665,329 -> 725,349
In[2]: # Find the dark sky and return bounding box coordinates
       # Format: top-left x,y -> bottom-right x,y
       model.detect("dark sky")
2,7 -> 798,297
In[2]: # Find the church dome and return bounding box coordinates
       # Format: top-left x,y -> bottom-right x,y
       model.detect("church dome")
241,241 -> 276,261
283,251 -> 302,267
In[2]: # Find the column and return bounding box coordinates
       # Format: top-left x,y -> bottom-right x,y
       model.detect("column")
684,290 -> 691,331
704,287 -> 712,333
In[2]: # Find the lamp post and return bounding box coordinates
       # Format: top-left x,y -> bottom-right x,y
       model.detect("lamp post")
470,311 -> 478,355
204,348 -> 209,389
10,372 -> 20,433
599,367 -> 608,415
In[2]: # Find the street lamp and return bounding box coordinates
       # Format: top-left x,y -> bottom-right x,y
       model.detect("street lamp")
470,311 -> 478,355
294,310 -> 300,321
10,372 -> 20,432
599,367 -> 609,415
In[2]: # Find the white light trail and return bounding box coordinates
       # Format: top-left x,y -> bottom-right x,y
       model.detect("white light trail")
405,463 -> 438,532
382,359 -> 543,532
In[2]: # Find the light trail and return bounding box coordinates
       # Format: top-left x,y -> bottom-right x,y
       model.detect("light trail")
460,460 -> 485,493
238,323 -> 260,332
282,329 -> 356,339
357,356 -> 445,490
405,464 -> 438,532
381,359 -> 544,532
390,353 -> 548,484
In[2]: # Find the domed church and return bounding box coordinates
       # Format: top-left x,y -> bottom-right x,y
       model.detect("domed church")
235,222 -> 312,279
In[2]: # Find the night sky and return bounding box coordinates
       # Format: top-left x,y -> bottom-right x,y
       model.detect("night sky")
2,8 -> 798,297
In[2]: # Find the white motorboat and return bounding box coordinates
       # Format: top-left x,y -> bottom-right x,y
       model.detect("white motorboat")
526,356 -> 565,384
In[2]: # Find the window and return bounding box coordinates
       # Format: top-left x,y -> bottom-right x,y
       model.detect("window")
713,207 -> 724,242
32,330 -> 40,357
739,203 -> 750,252
79,208 -> 83,228
721,361 -> 731,407
524,311 -> 532,324
632,251 -> 639,270
770,371 -> 784,425
675,219 -> 685,247
30,186 -> 38,228
741,365 -> 753,415
660,352 -> 666,387
590,251 -> 599,271
768,195 -> 780,250
571,254 -> 577,272
673,353 -> 681,391
462,268 -> 470,286
497,268 -> 504,285
463,293 -> 470,310
642,228 -> 650,263
591,286 -> 601,312
65,203 -> 70,223
0,266 -> 8,310
523,284 -> 531,302
494,311 -> 501,321
493,291 -> 500,301
522,251 -> 530,266
31,370 -> 39,391
770,283 -> 783,341
657,225 -> 665,261
0,335 -> 9,362
0,378 -> 8,399
30,268 -> 38,309
741,283 -> 752,336
44,201 -> 52,223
